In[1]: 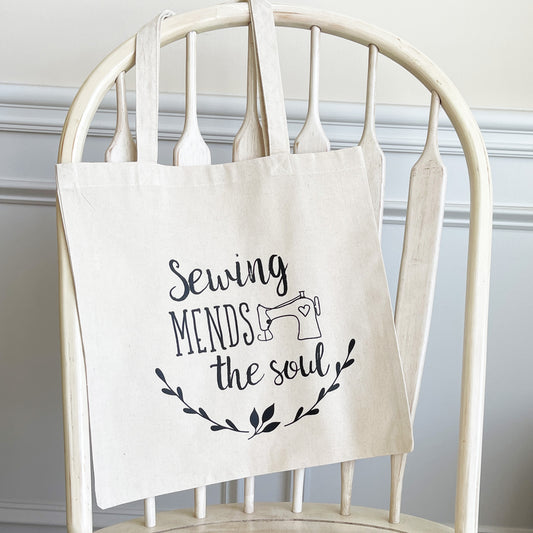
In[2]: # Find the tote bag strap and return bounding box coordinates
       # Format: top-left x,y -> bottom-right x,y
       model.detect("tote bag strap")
134,2 -> 290,162
135,10 -> 174,163
248,0 -> 290,155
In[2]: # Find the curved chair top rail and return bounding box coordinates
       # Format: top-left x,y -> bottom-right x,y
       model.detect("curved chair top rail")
58,3 -> 489,182
57,4 -> 492,530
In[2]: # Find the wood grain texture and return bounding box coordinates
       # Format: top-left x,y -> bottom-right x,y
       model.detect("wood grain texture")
233,26 -> 265,162
173,31 -> 211,166
389,91 -> 446,524
57,215 -> 93,533
94,503 -> 453,532
293,26 -> 330,154
340,48 -> 382,512
359,44 -> 384,236
340,461 -> 355,516
104,72 -> 136,163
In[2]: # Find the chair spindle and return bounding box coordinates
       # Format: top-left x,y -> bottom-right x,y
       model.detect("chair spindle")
105,71 -> 136,163
194,485 -> 207,519
173,31 -> 211,166
294,25 -> 330,154
340,460 -> 355,516
292,468 -> 305,513
244,476 -> 255,514
359,44 -> 384,236
339,47 -> 383,516
144,496 -> 156,528
233,25 -> 264,162
389,91 -> 446,524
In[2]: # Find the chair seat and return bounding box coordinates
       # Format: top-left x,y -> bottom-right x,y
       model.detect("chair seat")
99,503 -> 453,532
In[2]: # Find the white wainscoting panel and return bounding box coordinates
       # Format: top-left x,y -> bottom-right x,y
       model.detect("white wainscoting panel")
1,83 -> 532,532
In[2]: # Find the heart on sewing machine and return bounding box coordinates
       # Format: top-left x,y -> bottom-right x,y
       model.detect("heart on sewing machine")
298,304 -> 310,317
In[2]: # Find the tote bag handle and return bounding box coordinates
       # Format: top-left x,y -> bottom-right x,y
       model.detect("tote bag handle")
248,0 -> 290,155
135,1 -> 290,162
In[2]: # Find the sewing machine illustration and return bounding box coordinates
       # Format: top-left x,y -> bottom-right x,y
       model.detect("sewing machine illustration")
256,291 -> 321,341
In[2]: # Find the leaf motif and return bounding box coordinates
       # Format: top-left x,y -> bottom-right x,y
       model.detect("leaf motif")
308,408 -> 320,416
317,387 -> 326,401
210,425 -> 225,431
295,406 -> 304,420
262,403 -> 275,423
176,386 -> 183,400
183,407 -> 196,414
343,359 -> 355,370
161,388 -> 175,396
336,361 -> 341,375
263,421 -> 280,433
198,408 -> 209,419
155,368 -> 165,381
226,419 -> 238,431
328,383 -> 340,393
250,408 -> 259,429
348,338 -> 356,354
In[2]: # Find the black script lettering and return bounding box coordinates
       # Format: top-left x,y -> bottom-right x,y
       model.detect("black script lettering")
169,302 -> 255,355
168,254 -> 289,302
269,255 -> 288,297
190,308 -> 207,354
224,304 -> 239,348
239,302 -> 255,347
270,342 -> 330,386
210,355 -> 264,390
168,260 -> 189,302
169,310 -> 194,357
205,306 -> 225,353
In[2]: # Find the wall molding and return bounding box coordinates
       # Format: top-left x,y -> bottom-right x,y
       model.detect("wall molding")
2,82 -> 533,230
0,177 -> 56,206
2,83 -> 533,158
1,175 -> 532,231
0,499 -> 530,533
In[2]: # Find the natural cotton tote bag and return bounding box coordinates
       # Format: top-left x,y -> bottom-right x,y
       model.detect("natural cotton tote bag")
56,0 -> 413,509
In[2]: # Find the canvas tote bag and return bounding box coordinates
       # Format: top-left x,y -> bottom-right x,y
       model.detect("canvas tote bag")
56,0 -> 413,509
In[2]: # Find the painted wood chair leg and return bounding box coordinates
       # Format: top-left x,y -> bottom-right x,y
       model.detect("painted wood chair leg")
194,486 -> 207,519
340,460 -> 355,516
292,468 -> 305,513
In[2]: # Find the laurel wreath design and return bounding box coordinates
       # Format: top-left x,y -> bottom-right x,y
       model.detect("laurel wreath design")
155,338 -> 356,439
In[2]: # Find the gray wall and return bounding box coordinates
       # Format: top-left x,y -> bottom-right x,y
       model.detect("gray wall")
0,85 -> 532,532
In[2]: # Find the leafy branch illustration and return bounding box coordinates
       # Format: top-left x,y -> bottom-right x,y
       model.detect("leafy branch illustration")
285,338 -> 356,427
155,368 -> 248,434
248,403 -> 281,440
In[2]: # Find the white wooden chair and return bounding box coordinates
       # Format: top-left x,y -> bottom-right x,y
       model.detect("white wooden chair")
56,2 -> 492,532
